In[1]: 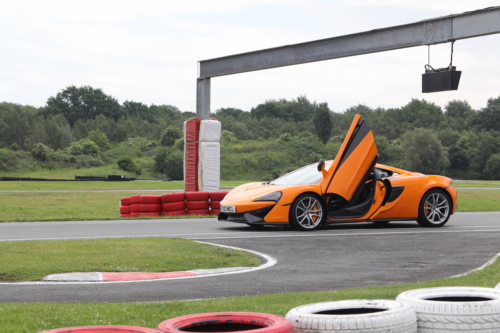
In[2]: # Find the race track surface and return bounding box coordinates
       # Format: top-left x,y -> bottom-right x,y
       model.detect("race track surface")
1,212 -> 499,303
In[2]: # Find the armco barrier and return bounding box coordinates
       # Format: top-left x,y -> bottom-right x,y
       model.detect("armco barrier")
119,191 -> 229,218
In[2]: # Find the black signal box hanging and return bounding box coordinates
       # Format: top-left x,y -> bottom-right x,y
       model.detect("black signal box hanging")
422,68 -> 462,93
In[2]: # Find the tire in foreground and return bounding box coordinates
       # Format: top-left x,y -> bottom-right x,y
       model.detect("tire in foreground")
396,286 -> 500,332
285,299 -> 417,333
157,312 -> 294,333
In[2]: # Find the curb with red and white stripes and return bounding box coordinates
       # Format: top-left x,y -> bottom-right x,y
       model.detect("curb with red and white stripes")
31,242 -> 276,284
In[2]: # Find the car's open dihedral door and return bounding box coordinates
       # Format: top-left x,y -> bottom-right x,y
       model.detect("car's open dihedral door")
320,114 -> 378,201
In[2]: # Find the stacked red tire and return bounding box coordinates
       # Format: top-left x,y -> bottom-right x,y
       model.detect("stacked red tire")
120,197 -> 132,217
129,195 -> 141,217
185,192 -> 210,215
157,312 -> 294,333
140,195 -> 162,217
209,191 -> 228,215
38,325 -> 162,333
184,117 -> 201,192
162,192 -> 186,216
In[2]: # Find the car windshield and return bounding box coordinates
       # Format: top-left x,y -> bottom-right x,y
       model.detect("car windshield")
268,162 -> 331,185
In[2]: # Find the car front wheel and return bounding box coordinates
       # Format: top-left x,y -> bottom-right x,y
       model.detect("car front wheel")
290,194 -> 325,231
417,189 -> 451,227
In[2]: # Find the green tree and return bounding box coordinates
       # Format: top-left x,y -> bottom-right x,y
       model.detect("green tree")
448,145 -> 470,170
160,126 -> 182,147
313,102 -> 333,144
87,129 -> 111,151
472,95 -> 500,132
483,153 -> 500,180
154,149 -> 183,180
44,85 -> 122,126
0,103 -> 37,150
401,128 -> 449,174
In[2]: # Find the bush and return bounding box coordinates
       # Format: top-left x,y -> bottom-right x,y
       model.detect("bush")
87,129 -> 111,151
117,156 -> 139,173
160,126 -> 182,146
279,133 -> 294,142
154,149 -> 183,180
31,143 -> 52,162
69,139 -> 100,157
9,143 -> 20,151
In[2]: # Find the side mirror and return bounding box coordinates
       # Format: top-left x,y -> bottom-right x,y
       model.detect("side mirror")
317,159 -> 325,172
317,159 -> 328,178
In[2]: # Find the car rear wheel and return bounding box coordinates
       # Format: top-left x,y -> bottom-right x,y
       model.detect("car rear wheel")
290,194 -> 325,231
417,189 -> 451,227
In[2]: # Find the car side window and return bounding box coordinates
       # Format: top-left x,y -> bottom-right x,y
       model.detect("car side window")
375,168 -> 398,178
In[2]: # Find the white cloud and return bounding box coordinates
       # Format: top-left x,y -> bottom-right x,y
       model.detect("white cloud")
1,0 -> 499,112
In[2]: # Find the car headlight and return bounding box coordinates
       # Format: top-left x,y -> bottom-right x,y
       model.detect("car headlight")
254,191 -> 282,202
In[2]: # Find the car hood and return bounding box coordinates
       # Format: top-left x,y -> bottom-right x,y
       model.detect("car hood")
223,182 -> 293,202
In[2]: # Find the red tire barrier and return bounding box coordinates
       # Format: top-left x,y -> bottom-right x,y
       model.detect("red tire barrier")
141,212 -> 162,217
120,206 -> 132,214
140,204 -> 162,212
161,192 -> 185,203
209,191 -> 229,201
211,209 -> 220,215
184,142 -> 199,192
157,312 -> 294,333
120,214 -> 131,218
163,210 -> 186,216
130,213 -> 141,217
38,325 -> 162,333
184,117 -> 201,143
121,197 -> 131,206
186,201 -> 209,210
140,195 -> 162,204
131,204 -> 141,212
185,191 -> 209,201
162,202 -> 186,212
186,209 -> 210,215
130,195 -> 142,204
210,201 -> 221,209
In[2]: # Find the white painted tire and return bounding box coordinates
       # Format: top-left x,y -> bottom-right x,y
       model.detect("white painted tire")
285,300 -> 417,333
396,287 -> 500,332
496,282 -> 500,290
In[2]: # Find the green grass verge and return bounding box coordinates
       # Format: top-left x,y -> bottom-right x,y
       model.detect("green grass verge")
455,189 -> 500,212
453,180 -> 500,188
0,188 -> 498,223
1,256 -> 499,332
0,238 -> 260,282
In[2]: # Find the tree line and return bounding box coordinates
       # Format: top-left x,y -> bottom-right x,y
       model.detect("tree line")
1,85 -> 500,180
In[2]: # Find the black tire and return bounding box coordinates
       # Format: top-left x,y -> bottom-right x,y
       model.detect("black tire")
289,193 -> 325,231
417,189 -> 451,227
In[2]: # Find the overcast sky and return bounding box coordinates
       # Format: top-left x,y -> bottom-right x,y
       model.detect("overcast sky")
1,0 -> 499,113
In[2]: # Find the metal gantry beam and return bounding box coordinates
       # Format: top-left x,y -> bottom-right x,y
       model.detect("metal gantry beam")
196,6 -> 500,118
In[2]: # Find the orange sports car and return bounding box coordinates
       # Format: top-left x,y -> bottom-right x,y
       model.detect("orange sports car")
219,114 -> 458,231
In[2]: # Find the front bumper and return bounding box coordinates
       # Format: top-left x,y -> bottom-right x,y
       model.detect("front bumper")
218,205 -> 286,225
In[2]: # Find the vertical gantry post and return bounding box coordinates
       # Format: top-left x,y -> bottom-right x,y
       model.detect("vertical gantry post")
196,77 -> 211,120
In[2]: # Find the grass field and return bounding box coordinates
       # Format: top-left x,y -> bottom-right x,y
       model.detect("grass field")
0,186 -> 498,222
1,254 -> 499,332
0,238 -> 260,282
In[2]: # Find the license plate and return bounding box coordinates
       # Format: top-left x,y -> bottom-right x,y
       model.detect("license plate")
221,205 -> 235,213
